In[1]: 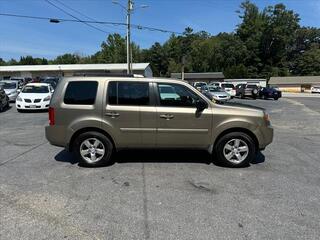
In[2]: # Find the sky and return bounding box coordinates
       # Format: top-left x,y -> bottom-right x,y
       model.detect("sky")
1,0 -> 320,61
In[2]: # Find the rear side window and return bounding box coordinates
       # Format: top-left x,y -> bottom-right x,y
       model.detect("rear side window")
107,82 -> 149,106
64,81 -> 98,105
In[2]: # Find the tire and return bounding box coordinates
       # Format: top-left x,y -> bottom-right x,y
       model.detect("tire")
252,95 -> 257,100
73,131 -> 113,167
214,132 -> 256,168
274,96 -> 279,100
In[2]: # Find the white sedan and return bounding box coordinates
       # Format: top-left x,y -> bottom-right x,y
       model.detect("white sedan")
16,83 -> 54,111
311,86 -> 320,94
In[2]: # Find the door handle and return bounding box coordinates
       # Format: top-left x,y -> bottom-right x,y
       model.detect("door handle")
105,112 -> 120,118
160,114 -> 174,120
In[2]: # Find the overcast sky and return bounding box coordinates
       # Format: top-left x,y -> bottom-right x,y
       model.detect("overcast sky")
1,0 -> 320,61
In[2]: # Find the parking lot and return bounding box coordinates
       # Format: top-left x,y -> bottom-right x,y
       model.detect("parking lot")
1,97 -> 320,240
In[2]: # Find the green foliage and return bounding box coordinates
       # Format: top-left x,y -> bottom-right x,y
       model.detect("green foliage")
2,1 -> 320,79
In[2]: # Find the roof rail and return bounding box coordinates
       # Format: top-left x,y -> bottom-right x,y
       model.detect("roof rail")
72,72 -> 135,77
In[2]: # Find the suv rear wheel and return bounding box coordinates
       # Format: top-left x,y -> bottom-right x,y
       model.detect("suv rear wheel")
74,131 -> 113,167
215,132 -> 256,167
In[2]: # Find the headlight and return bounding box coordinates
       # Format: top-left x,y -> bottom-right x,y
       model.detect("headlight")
16,96 -> 22,101
43,96 -> 51,101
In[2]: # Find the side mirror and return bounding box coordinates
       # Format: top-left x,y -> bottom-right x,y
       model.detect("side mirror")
51,89 -> 54,93
195,99 -> 207,111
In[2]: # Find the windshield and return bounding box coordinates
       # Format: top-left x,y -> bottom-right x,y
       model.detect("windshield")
208,86 -> 224,92
195,82 -> 207,87
22,85 -> 49,93
221,83 -> 234,88
0,82 -> 17,89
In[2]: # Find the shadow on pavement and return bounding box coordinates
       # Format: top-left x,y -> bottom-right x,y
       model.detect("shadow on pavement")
55,148 -> 265,167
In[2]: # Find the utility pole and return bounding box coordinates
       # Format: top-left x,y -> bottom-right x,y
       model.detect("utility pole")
181,56 -> 186,80
112,0 -> 148,75
126,0 -> 133,74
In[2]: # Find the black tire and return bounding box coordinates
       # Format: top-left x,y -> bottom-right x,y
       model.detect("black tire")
274,96 -> 279,100
17,109 -> 22,113
73,131 -> 113,167
214,132 -> 256,168
252,95 -> 257,100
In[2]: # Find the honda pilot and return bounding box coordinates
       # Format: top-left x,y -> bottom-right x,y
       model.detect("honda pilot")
45,77 -> 273,168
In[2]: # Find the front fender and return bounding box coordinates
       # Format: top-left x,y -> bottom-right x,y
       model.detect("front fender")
211,118 -> 262,146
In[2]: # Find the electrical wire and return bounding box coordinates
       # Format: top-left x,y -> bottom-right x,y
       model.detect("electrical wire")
0,12 -> 182,35
51,0 -> 123,33
44,0 -> 111,34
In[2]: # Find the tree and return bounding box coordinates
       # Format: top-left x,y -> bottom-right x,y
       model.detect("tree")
52,54 -> 81,64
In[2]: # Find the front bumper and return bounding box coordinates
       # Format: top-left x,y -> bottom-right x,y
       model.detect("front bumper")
258,125 -> 274,150
16,101 -> 50,110
225,90 -> 236,97
7,93 -> 18,102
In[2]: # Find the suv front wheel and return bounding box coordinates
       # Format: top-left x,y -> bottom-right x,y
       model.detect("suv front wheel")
74,131 -> 113,167
215,132 -> 256,167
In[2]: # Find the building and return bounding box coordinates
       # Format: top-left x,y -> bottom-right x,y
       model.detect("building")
224,79 -> 267,87
171,72 -> 225,83
269,76 -> 320,92
0,63 -> 153,79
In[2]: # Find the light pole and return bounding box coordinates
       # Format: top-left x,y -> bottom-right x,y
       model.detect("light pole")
112,0 -> 148,74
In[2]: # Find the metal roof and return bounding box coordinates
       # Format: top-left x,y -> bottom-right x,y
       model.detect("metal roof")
171,72 -> 224,79
269,76 -> 320,85
0,63 -> 150,72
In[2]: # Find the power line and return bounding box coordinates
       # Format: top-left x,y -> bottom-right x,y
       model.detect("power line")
44,0 -> 111,34
0,12 -> 183,35
51,0 -> 123,33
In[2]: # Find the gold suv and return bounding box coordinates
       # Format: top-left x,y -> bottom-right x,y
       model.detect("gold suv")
45,77 -> 273,167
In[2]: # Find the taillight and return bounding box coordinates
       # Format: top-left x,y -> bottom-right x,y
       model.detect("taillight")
48,107 -> 55,126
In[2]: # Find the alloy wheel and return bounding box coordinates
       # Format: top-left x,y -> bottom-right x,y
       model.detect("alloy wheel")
80,138 -> 105,163
223,138 -> 249,164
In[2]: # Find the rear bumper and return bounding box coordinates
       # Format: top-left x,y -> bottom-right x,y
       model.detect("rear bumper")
45,125 -> 72,149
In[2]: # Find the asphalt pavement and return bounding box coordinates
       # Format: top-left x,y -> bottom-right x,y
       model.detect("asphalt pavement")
0,97 -> 319,240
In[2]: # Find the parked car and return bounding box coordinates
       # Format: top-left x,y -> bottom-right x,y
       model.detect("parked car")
193,82 -> 207,91
201,85 -> 231,103
209,82 -> 236,98
41,77 -> 59,89
9,77 -> 25,88
311,85 -> 320,94
0,86 -> 9,112
236,84 -> 259,99
259,87 -> 282,100
0,80 -> 20,102
16,83 -> 54,112
45,76 -> 273,168
221,83 -> 236,98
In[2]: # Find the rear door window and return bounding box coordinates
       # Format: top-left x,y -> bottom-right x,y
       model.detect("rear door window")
107,81 -> 149,106
64,81 -> 98,105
